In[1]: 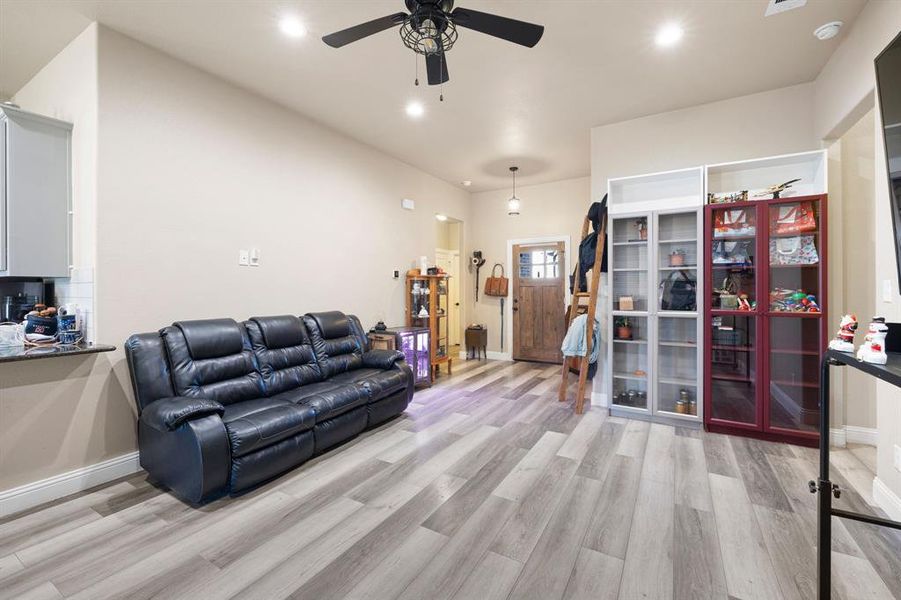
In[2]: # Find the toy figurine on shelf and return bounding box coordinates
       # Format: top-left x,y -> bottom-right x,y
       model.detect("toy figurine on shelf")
754,178 -> 801,199
769,288 -> 820,313
828,314 -> 859,352
737,294 -> 752,311
857,316 -> 889,365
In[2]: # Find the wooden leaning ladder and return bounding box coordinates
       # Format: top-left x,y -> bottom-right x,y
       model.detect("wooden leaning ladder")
558,211 -> 607,414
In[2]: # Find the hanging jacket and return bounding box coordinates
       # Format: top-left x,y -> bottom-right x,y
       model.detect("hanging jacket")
560,314 -> 601,364
570,195 -> 608,294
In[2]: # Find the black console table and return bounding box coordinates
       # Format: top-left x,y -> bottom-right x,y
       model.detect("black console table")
815,349 -> 901,598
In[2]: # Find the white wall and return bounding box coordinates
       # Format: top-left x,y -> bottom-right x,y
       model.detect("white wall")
591,83 -> 818,200
0,25 -> 471,497
468,176 -> 591,353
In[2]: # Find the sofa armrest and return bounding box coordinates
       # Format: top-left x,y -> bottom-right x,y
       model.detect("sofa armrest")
141,397 -> 225,431
362,349 -> 405,370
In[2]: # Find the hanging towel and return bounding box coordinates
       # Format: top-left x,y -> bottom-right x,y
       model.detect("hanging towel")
560,314 -> 601,364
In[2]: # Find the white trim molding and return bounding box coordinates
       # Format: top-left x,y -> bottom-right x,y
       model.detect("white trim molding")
591,391 -> 608,407
486,351 -> 512,361
0,452 -> 141,518
829,426 -> 878,448
873,477 -> 901,522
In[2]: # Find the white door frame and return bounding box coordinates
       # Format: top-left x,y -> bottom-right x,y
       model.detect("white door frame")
505,235 -> 572,361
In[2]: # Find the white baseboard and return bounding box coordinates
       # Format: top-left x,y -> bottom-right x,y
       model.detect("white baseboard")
0,452 -> 141,518
830,427 -> 847,448
829,425 -> 878,448
486,351 -> 512,361
845,426 -> 878,446
873,477 -> 901,522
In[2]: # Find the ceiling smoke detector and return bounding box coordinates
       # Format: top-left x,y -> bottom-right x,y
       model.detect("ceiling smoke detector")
814,21 -> 843,41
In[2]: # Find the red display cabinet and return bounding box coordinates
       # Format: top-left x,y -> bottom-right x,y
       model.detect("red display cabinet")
704,194 -> 827,446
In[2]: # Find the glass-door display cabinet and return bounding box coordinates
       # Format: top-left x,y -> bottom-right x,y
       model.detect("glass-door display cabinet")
384,326 -> 431,387
406,273 -> 453,378
607,168 -> 704,425
704,151 -> 827,446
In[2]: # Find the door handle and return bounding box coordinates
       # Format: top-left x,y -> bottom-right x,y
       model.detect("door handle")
512,307 -> 519,312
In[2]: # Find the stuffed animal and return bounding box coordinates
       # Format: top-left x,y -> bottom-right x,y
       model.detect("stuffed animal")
857,316 -> 888,365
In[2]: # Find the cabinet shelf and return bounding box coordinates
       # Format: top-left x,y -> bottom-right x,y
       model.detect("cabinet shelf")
659,238 -> 697,244
659,265 -> 697,271
660,341 -> 697,348
613,240 -> 647,246
659,377 -> 698,386
614,339 -> 647,344
613,372 -> 648,381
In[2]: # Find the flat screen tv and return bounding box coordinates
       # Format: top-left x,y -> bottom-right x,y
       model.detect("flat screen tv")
876,30 -> 901,287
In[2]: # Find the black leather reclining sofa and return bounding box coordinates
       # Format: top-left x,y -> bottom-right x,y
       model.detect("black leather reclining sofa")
124,311 -> 413,504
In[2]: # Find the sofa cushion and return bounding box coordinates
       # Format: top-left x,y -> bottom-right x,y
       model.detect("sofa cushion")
328,368 -> 408,400
245,316 -> 323,395
221,398 -> 315,458
303,312 -> 364,378
162,319 -> 263,406
271,381 -> 369,422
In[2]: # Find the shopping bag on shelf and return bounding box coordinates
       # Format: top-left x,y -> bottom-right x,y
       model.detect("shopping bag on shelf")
713,209 -> 754,238
772,202 -> 817,234
769,235 -> 819,265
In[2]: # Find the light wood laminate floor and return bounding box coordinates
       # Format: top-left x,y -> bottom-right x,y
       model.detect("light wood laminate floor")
1,359 -> 899,600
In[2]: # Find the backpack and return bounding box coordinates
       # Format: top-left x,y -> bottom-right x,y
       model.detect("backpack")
660,270 -> 696,311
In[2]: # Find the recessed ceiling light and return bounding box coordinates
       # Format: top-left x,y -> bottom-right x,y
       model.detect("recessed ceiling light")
279,16 -> 307,38
814,21 -> 843,41
655,23 -> 683,48
461,180 -> 472,187
405,101 -> 425,119
435,213 -> 448,221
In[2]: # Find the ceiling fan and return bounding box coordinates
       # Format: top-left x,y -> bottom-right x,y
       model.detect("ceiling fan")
322,0 -> 544,86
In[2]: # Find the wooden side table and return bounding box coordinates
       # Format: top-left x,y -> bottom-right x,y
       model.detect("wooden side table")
465,327 -> 488,360
367,332 -> 396,351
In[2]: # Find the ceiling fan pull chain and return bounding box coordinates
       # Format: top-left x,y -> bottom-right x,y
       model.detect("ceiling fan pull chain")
440,53 -> 445,102
414,53 -> 419,86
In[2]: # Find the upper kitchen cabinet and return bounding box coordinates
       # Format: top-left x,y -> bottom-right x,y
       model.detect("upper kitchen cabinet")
0,104 -> 72,277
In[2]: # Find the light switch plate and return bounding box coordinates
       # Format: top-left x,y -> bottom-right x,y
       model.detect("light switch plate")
894,445 -> 901,473
238,250 -> 249,266
883,279 -> 893,303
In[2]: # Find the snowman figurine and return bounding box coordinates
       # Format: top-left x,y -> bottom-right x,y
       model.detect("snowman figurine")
857,316 -> 889,365
828,314 -> 858,353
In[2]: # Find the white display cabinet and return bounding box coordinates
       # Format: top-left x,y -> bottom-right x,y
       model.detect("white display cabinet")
607,167 -> 704,425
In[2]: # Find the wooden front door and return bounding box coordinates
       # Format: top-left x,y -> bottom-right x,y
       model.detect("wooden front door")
513,242 -> 566,363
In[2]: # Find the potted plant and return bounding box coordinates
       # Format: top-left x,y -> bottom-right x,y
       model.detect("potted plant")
615,317 -> 633,340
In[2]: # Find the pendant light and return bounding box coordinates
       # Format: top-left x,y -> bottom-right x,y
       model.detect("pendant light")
507,166 -> 521,216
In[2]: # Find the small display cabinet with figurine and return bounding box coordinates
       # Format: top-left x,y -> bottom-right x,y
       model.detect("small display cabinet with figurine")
376,326 -> 432,387
406,273 -> 453,378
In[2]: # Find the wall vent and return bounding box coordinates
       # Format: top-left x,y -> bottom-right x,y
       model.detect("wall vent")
765,0 -> 807,17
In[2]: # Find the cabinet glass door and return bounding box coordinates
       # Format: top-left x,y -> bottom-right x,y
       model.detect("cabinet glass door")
611,316 -> 649,410
768,316 -> 820,433
611,216 -> 648,311
657,316 -> 698,417
657,212 -> 698,313
709,315 -> 757,425
410,278 -> 430,326
710,206 -> 757,311
767,199 -> 822,314
436,278 -> 448,359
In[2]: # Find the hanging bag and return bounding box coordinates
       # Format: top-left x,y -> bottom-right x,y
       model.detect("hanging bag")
659,270 -> 696,311
713,209 -> 755,238
485,263 -> 509,297
772,202 -> 817,235
769,235 -> 819,265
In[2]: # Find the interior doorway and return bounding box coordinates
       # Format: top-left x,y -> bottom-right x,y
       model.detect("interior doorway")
436,217 -> 463,351
511,240 -> 567,363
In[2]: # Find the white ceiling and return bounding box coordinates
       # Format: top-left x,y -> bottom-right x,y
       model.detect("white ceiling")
0,0 -> 865,191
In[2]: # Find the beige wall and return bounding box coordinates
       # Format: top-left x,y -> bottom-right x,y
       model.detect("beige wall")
812,0 -> 901,513
591,83 -> 818,200
468,176 -> 591,353
0,26 -> 471,494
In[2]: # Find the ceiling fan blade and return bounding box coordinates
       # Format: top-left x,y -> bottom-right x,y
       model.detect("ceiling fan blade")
426,50 -> 449,85
322,12 -> 407,48
451,7 -> 544,47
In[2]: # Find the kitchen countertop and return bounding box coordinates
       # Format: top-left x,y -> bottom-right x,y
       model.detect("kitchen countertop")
0,343 -> 116,363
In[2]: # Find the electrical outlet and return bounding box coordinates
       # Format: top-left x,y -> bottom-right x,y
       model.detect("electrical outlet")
894,445 -> 901,473
393,269 -> 400,279
238,250 -> 250,266
884,279 -> 894,303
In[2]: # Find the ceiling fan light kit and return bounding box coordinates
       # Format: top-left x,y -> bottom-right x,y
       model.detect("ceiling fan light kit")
322,0 -> 544,100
